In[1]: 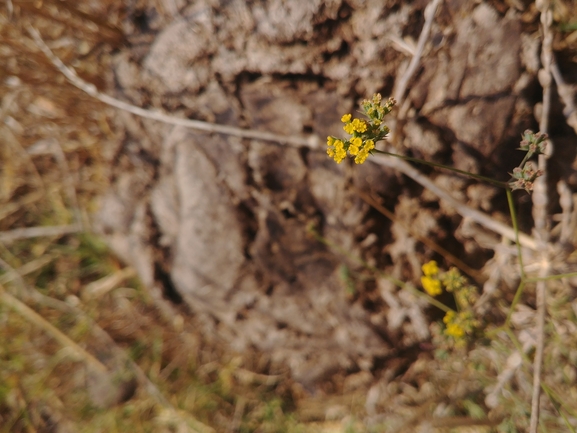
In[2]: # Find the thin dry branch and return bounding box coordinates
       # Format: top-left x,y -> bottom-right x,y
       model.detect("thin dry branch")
0,223 -> 81,243
551,60 -> 577,134
372,153 -> 538,250
356,188 -> 485,282
0,283 -> 108,374
393,0 -> 442,105
5,0 -> 13,19
26,26 -> 319,150
529,2 -> 554,431
52,139 -> 84,231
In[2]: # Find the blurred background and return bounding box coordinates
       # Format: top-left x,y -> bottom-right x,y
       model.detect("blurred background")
1,1 -> 577,432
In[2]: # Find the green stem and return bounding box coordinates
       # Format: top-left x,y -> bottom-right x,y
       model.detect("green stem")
525,272 -> 577,283
507,189 -> 525,280
541,382 -> 577,430
504,189 -> 527,328
505,280 -> 526,329
373,149 -> 508,188
518,153 -> 531,168
504,327 -> 529,362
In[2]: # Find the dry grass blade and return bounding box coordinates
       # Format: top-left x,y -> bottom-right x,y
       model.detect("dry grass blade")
0,223 -> 81,243
0,283 -> 108,374
0,254 -> 55,285
82,267 -> 136,300
0,256 -> 216,432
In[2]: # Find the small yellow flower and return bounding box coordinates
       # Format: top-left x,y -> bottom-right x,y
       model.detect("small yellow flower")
443,311 -> 475,340
333,140 -> 347,163
421,276 -> 442,296
341,114 -> 352,123
335,153 -> 346,163
327,137 -> 348,163
421,260 -> 439,277
351,137 -> 362,146
344,123 -> 355,134
445,322 -> 465,338
351,118 -> 367,133
364,139 -> 375,151
349,137 -> 362,155
355,148 -> 371,164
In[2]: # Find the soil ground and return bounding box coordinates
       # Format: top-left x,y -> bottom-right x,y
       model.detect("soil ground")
1,1 -> 577,432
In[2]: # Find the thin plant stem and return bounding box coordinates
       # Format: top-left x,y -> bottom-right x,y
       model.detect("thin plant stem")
541,383 -> 577,431
504,188 -> 529,328
26,26 -> 318,150
505,281 -> 527,329
529,1 -> 554,427
504,327 -> 529,363
374,149 -> 508,188
372,153 -> 537,250
0,284 -> 108,374
506,189 -> 526,280
525,272 -> 577,283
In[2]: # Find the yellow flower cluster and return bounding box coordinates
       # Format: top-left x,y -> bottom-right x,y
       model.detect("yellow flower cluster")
443,310 -> 479,341
353,139 -> 374,164
326,94 -> 395,165
422,260 -> 439,276
326,132 -> 374,164
362,93 -> 395,125
420,260 -> 442,296
326,137 -> 347,163
343,117 -> 368,135
420,261 -> 481,344
443,311 -> 465,338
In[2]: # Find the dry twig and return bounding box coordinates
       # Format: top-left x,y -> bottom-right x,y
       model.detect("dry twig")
529,1 -> 554,431
82,267 -> 137,300
372,154 -> 537,250
356,188 -> 485,282
392,0 -> 442,105
0,223 -> 81,243
0,283 -> 108,374
551,60 -> 577,134
26,26 -> 319,150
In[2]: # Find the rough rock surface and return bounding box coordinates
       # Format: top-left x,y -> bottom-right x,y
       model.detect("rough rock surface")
97,0 -> 544,385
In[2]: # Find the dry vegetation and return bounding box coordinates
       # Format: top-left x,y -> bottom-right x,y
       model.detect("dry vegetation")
1,1 -> 577,432
0,2 -> 315,432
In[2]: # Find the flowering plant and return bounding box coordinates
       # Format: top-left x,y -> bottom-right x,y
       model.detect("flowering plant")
420,261 -> 481,344
326,94 -> 395,164
508,130 -> 547,192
